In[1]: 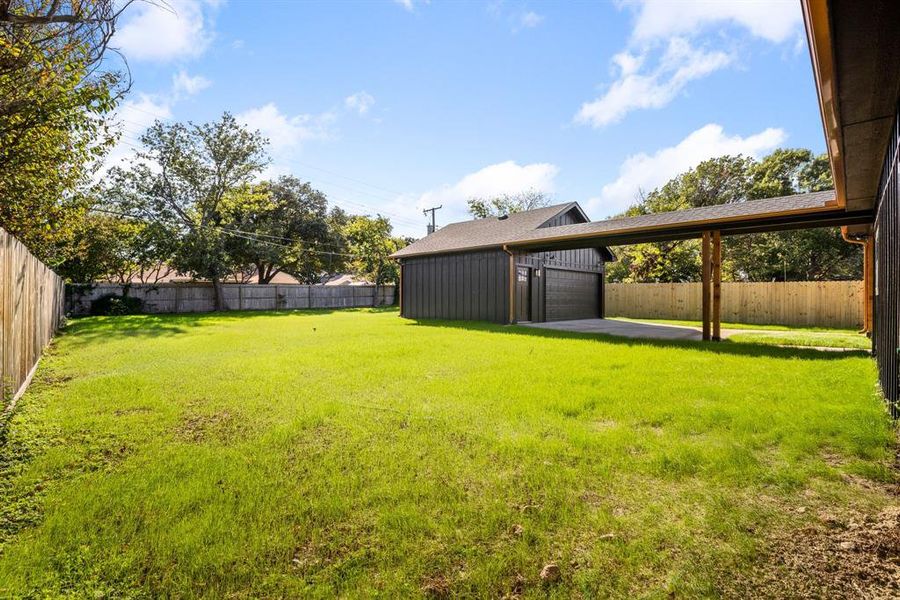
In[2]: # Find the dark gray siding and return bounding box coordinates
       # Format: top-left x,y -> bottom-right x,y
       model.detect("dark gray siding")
525,206 -> 606,273
540,209 -> 583,229
399,206 -> 608,325
400,249 -> 509,323
514,246 -> 604,322
545,270 -> 600,321
874,101 -> 900,418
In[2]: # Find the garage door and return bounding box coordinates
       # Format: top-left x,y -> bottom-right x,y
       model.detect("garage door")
545,269 -> 600,321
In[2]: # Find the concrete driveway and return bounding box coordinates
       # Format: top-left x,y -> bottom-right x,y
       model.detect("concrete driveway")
522,318 -> 704,340
521,319 -> 867,352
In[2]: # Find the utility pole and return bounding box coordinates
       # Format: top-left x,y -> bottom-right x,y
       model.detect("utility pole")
423,205 -> 442,235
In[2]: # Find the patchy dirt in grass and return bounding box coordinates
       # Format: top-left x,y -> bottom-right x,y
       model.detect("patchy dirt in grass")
33,373 -> 73,387
421,573 -> 452,598
176,410 -> 243,444
113,406 -> 153,417
721,504 -> 900,598
590,419 -> 617,431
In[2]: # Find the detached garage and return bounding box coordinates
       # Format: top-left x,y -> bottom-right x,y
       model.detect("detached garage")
392,203 -> 614,324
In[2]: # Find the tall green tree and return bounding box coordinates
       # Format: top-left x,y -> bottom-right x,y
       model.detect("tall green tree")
56,213 -> 177,283
224,176 -> 337,284
467,189 -> 551,219
606,149 -> 860,283
0,0 -> 128,264
106,113 -> 268,309
607,156 -> 752,283
343,215 -> 407,304
731,149 -> 858,281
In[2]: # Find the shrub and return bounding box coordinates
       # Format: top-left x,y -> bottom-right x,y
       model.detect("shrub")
89,294 -> 143,316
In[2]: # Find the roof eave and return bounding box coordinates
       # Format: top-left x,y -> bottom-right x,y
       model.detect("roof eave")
507,201 -> 862,251
802,0 -> 847,209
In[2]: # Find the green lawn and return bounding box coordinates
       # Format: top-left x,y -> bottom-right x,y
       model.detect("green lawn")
611,316 -> 860,333
612,317 -> 871,350
0,309 -> 895,598
726,331 -> 872,350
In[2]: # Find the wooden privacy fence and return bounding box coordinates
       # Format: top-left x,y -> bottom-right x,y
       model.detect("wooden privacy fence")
0,228 -> 65,406
606,281 -> 864,329
66,283 -> 396,316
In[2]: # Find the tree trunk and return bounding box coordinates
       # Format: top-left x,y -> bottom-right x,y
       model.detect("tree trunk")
212,277 -> 226,311
372,264 -> 382,307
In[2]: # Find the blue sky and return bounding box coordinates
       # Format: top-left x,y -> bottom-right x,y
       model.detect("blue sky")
109,0 -> 823,238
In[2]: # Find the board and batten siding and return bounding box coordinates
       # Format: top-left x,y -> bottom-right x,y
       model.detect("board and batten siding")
874,101 -> 900,417
400,249 -> 510,323
1,228 -> 65,405
398,206 -> 607,323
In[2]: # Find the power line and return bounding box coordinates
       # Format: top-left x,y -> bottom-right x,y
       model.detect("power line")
328,196 -> 423,228
298,177 -> 422,225
89,208 -> 361,259
99,139 -> 425,229
292,160 -> 405,196
213,228 -> 357,258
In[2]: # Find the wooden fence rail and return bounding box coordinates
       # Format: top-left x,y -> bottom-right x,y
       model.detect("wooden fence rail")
0,228 -> 65,407
605,281 -> 864,329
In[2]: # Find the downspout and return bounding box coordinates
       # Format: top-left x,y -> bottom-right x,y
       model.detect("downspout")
502,244 -> 514,324
841,226 -> 871,335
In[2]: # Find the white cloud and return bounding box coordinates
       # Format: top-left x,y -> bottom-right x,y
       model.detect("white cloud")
629,0 -> 802,44
345,91 -> 375,116
588,124 -> 786,216
172,70 -> 211,97
394,0 -> 416,11
574,1 -> 803,128
115,0 -> 217,62
237,103 -> 334,154
518,11 -> 544,29
236,103 -> 335,178
414,160 -> 560,225
576,38 -> 732,128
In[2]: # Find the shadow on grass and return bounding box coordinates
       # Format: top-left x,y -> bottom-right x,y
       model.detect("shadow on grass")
403,318 -> 870,361
61,307 -> 400,347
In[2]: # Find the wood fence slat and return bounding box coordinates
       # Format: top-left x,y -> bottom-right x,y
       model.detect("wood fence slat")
65,283 -> 397,315
0,228 -> 65,405
606,281 -> 864,329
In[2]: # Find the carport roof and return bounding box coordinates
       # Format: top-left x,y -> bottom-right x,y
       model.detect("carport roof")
506,189 -> 864,250
393,190 -> 873,259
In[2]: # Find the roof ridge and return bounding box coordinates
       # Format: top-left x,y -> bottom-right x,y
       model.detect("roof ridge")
435,201 -> 575,229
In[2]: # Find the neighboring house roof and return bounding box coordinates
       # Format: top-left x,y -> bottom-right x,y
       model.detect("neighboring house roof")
322,273 -> 371,286
391,202 -> 590,258
117,268 -> 303,284
262,272 -> 303,284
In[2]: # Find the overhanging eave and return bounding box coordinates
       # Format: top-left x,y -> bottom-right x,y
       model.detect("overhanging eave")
507,207 -> 874,253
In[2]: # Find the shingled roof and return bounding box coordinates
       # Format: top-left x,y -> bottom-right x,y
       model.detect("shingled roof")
508,190 -> 839,247
392,190 -> 856,258
391,202 -> 583,258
